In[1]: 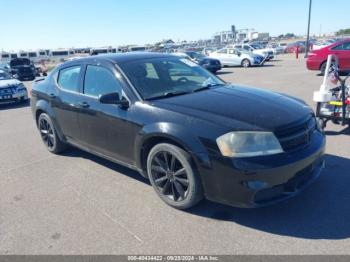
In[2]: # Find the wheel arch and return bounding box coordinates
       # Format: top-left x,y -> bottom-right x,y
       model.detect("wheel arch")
135,123 -> 212,177
34,99 -> 65,142
319,60 -> 327,70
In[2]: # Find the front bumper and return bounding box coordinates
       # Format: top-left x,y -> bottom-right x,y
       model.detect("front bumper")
203,64 -> 222,72
0,91 -> 28,104
17,73 -> 35,81
197,131 -> 326,208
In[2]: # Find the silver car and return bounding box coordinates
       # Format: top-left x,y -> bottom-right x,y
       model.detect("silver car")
209,47 -> 265,67
0,69 -> 28,104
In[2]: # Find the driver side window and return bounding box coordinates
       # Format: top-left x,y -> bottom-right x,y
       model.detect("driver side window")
83,65 -> 122,97
217,48 -> 228,54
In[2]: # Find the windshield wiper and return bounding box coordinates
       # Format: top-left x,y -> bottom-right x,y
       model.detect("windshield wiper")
147,91 -> 190,100
193,83 -> 225,93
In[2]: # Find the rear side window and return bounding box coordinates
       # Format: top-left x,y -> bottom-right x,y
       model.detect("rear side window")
58,66 -> 81,92
332,42 -> 350,50
217,48 -> 227,54
83,65 -> 122,97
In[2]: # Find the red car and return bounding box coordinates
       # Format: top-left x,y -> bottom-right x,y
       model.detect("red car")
307,39 -> 350,74
285,43 -> 306,54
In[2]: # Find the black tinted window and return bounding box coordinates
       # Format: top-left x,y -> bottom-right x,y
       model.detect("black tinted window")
58,66 -> 81,92
332,42 -> 350,50
344,42 -> 350,50
84,65 -> 122,97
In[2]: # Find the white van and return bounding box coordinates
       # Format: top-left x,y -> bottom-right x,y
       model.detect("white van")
128,46 -> 146,52
0,52 -> 11,63
90,47 -> 119,55
49,49 -> 75,60
18,51 -> 29,59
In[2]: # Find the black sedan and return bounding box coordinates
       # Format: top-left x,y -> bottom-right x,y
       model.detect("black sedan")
30,53 -> 325,209
176,51 -> 222,74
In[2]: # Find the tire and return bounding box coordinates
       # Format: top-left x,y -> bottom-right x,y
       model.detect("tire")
320,62 -> 327,76
147,143 -> 203,209
241,59 -> 251,68
37,113 -> 67,154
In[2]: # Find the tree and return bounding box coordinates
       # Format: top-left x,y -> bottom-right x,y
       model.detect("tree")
285,33 -> 295,38
336,28 -> 350,36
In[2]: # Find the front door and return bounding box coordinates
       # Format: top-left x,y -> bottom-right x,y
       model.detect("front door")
76,63 -> 135,164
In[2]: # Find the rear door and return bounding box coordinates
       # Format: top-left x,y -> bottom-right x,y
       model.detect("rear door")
227,49 -> 241,66
214,48 -> 229,65
331,42 -> 350,70
50,65 -> 83,142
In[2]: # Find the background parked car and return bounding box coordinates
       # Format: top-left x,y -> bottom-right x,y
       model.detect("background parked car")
266,43 -> 285,55
10,58 -> 37,81
307,38 -> 350,75
0,69 -> 28,103
209,47 -> 264,67
285,42 -> 306,53
175,51 -> 222,73
0,63 -> 11,73
233,43 -> 274,60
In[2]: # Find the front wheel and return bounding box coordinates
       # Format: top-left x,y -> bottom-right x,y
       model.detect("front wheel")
241,59 -> 251,68
147,143 -> 203,209
37,113 -> 67,154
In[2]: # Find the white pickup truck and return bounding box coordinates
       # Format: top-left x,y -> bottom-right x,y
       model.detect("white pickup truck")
231,43 -> 274,61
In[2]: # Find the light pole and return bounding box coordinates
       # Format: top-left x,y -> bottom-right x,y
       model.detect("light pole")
305,0 -> 312,57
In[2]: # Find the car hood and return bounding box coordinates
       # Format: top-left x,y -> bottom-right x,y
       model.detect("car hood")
10,58 -> 31,67
0,79 -> 21,89
152,85 -> 312,131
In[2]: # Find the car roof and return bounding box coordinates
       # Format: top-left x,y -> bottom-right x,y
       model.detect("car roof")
330,38 -> 350,46
63,52 -> 173,66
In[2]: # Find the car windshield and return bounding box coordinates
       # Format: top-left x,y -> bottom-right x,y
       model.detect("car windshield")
0,71 -> 12,80
120,57 -> 225,100
250,44 -> 263,49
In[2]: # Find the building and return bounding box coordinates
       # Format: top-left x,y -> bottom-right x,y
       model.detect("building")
213,25 -> 270,44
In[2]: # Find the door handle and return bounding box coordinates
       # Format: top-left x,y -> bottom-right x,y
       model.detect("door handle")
48,93 -> 56,99
78,102 -> 90,108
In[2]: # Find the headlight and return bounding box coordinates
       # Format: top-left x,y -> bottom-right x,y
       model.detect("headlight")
216,131 -> 283,158
16,83 -> 27,93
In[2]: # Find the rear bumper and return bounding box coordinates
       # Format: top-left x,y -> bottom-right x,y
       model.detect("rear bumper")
197,131 -> 326,208
306,58 -> 321,70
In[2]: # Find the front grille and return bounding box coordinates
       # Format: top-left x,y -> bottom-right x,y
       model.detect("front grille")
19,68 -> 32,73
274,117 -> 316,152
0,88 -> 15,95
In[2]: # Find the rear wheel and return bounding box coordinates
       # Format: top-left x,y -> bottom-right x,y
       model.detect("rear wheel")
241,59 -> 251,68
38,113 -> 67,154
320,61 -> 327,76
147,143 -> 203,209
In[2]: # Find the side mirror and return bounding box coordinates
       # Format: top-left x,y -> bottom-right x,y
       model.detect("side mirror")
99,92 -> 129,108
237,52 -> 241,57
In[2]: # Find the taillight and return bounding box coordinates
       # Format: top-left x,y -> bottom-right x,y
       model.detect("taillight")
308,52 -> 317,57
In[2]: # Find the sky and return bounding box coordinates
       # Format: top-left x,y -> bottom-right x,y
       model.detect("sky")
1,0 -> 350,50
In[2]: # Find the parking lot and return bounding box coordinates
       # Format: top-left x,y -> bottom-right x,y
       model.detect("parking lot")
1,54 -> 350,255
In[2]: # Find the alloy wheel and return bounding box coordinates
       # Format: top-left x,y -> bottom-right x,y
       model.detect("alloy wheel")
150,151 -> 190,202
39,117 -> 56,150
